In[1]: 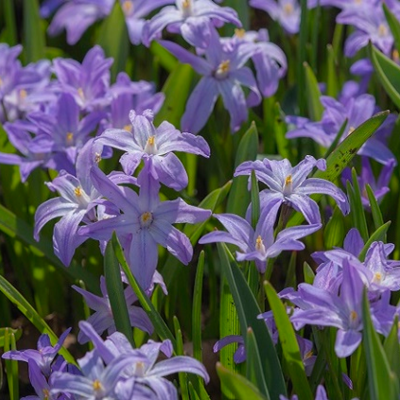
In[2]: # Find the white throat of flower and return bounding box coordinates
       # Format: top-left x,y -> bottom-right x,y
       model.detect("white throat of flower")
283,174 -> 293,195
215,60 -> 230,80
181,0 -> 193,18
144,135 -> 157,155
122,0 -> 133,16
283,3 -> 293,15
255,235 -> 266,255
74,186 -> 91,207
378,23 -> 388,37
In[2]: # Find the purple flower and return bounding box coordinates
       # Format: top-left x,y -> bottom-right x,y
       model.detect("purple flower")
213,335 -> 246,363
342,157 -> 396,209
287,94 -> 396,165
95,109 -> 210,190
119,0 -> 176,45
0,120 -> 73,182
143,0 -> 241,48
2,329 -> 71,377
199,198 -> 321,272
52,46 -> 113,111
250,0 -> 301,34
226,28 -> 287,97
235,155 -> 349,224
28,93 -> 105,166
160,27 -> 261,133
79,165 -> 211,289
106,72 -> 164,131
280,385 -> 329,400
47,0 -> 114,45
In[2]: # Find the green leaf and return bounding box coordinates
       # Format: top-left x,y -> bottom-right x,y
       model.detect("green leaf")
365,184 -> 385,233
3,0 -> 17,45
324,207 -> 345,249
362,289 -> 400,400
326,44 -> 338,98
304,62 -> 323,121
23,0 -> 45,62
4,329 -> 18,400
297,0 -> 309,115
246,328 -> 270,399
104,240 -> 133,345
150,41 -> 178,72
226,122 -> 258,217
97,2 -> 129,79
216,363 -> 268,400
217,244 -> 286,399
370,43 -> 400,109
0,204 -> 99,293
383,4 -> 400,55
174,316 -> 189,400
303,262 -> 315,285
323,118 -> 347,159
384,316 -> 400,379
224,1 -> 249,30
192,251 -> 205,363
0,328 -> 22,347
111,233 -> 176,348
359,221 -> 391,261
0,275 -> 75,364
265,282 -> 313,400
273,103 -> 291,160
154,64 -> 194,127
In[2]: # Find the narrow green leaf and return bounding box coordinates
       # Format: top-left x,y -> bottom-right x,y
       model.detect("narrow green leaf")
0,275 -> 75,364
174,316 -> 189,400
0,204 -> 99,293
246,328 -> 270,399
297,0 -> 309,115
226,122 -> 258,217
0,328 -> 22,347
273,103 -> 291,160
362,289 -> 399,400
370,43 -> 400,109
188,382 -> 202,400
383,4 -> 400,54
324,207 -> 345,249
104,241 -> 133,345
23,0 -> 45,62
326,44 -> 338,98
265,282 -> 313,400
192,251 -> 205,363
111,233 -> 177,348
4,330 -> 18,400
303,262 -> 315,285
4,0 -> 17,45
216,363 -> 268,400
384,316 -> 400,379
150,41 -> 178,72
365,184 -> 385,232
304,62 -> 323,121
217,243 -> 286,399
359,221 -> 391,261
97,2 -> 129,79
155,64 -> 194,127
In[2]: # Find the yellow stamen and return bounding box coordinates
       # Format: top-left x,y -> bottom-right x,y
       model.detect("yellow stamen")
235,28 -> 246,38
348,126 -> 355,134
148,136 -> 155,146
122,0 -> 133,15
285,175 -> 292,186
284,3 -> 293,14
74,187 -> 82,197
0,77 -> 3,87
183,0 -> 190,8
140,212 -> 153,227
43,388 -> 50,398
19,89 -> 28,99
93,380 -> 103,391
373,272 -> 382,282
393,49 -> 399,62
66,132 -> 74,144
304,350 -> 313,360
378,24 -> 387,37
77,87 -> 84,99
215,60 -> 230,79
350,310 -> 358,322
255,235 -> 263,250
144,135 -> 157,154
136,361 -> 146,376
123,124 -> 132,132
95,152 -> 102,163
